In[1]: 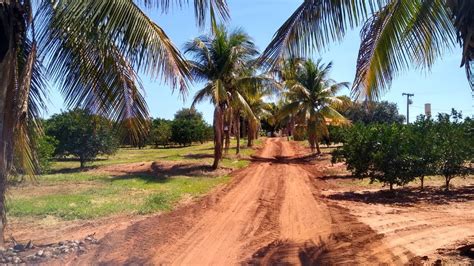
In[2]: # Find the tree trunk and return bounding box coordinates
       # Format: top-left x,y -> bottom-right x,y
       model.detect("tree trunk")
445,176 -> 451,192
316,140 -> 321,154
235,112 -> 240,155
389,182 -> 394,191
0,4 -> 19,245
420,176 -> 424,190
224,110 -> 232,154
212,105 -> 224,169
247,121 -> 254,147
80,159 -> 86,169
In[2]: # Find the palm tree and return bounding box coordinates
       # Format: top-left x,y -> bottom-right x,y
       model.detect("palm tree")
279,59 -> 349,154
0,0 -> 228,243
262,0 -> 474,99
186,25 -> 259,169
245,91 -> 275,147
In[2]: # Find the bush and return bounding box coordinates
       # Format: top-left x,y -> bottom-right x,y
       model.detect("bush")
332,110 -> 473,191
149,119 -> 172,148
170,108 -> 212,146
46,109 -> 119,168
35,135 -> 58,174
341,101 -> 405,125
434,110 -> 472,191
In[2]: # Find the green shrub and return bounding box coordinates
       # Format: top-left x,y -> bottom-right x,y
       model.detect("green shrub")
35,135 -> 58,174
45,109 -> 119,168
333,110 -> 473,191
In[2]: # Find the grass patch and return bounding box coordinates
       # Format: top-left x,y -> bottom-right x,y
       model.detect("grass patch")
8,175 -> 231,220
7,138 -> 255,221
51,138 -> 261,171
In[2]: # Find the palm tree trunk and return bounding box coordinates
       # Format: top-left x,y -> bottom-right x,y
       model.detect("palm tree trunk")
235,112 -> 240,155
247,120 -> 254,147
224,109 -> 233,154
0,4 -> 19,245
212,105 -> 224,169
315,139 -> 321,154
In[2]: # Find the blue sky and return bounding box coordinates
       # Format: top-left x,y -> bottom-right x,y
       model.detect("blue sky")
45,0 -> 474,123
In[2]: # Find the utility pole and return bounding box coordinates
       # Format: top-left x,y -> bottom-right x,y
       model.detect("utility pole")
402,93 -> 414,124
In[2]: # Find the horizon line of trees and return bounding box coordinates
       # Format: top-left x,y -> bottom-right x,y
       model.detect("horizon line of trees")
28,108 -> 215,172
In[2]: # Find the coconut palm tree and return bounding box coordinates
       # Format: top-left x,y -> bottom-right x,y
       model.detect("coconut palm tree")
279,59 -> 350,154
186,25 -> 260,168
262,0 -> 474,99
0,0 -> 228,243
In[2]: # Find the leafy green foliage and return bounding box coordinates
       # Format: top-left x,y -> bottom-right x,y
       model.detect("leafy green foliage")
332,110 -> 473,191
278,59 -> 350,153
34,135 -> 58,174
149,119 -> 172,148
45,109 -> 119,168
170,108 -> 212,146
340,101 -> 405,125
433,110 -> 473,190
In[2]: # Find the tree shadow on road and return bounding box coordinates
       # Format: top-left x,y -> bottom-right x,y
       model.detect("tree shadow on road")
107,162 -> 229,183
325,186 -> 474,206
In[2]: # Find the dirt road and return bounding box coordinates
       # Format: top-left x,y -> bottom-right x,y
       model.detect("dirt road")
72,138 -> 473,265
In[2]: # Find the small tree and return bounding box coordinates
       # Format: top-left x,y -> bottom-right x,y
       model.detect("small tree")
149,119 -> 172,148
46,109 -> 119,168
434,110 -> 472,191
332,124 -> 415,191
170,108 -> 210,146
332,123 -> 377,178
35,135 -> 58,174
371,124 -> 415,191
407,116 -> 438,190
342,101 -> 405,125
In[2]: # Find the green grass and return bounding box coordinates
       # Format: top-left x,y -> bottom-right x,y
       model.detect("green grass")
51,139 -> 261,171
7,139 -> 259,221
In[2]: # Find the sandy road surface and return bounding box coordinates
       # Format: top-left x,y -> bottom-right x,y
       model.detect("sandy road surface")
70,138 -> 473,265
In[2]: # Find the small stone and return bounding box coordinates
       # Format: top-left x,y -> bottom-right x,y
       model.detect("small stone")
78,246 -> 86,253
62,248 -> 70,254
13,256 -> 21,264
36,250 -> 44,257
85,237 -> 92,241
79,241 -> 85,246
43,250 -> 53,258
6,256 -> 13,262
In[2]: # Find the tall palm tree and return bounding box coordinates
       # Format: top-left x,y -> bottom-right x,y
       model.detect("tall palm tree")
0,0 -> 228,243
279,59 -> 349,154
186,25 -> 259,169
262,0 -> 474,99
245,90 -> 275,147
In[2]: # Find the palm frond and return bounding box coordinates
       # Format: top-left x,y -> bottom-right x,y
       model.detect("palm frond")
353,0 -> 455,100
39,0 -> 191,93
261,0 -> 386,66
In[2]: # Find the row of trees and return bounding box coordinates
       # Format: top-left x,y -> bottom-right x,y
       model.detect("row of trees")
332,111 -> 473,191
32,108 -> 213,171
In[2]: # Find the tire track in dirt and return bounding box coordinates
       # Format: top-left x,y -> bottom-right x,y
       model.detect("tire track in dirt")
342,203 -> 474,262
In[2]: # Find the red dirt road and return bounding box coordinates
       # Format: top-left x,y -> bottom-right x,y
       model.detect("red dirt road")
70,138 -> 473,265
